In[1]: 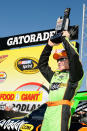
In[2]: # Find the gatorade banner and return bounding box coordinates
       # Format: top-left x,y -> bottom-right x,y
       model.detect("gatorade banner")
0,29 -> 55,50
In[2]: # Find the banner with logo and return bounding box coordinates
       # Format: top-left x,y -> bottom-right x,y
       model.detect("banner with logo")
0,29 -> 79,124
0,29 -> 57,117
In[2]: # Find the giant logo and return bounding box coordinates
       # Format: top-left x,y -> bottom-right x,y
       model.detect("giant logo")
0,82 -> 49,114
15,57 -> 39,74
13,82 -> 49,113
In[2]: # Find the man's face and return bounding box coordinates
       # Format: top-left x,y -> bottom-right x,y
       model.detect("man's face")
57,57 -> 69,71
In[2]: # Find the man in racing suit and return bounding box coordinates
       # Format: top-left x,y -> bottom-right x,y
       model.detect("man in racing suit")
38,31 -> 84,131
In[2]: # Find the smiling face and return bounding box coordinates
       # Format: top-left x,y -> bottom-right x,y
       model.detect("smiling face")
57,57 -> 69,71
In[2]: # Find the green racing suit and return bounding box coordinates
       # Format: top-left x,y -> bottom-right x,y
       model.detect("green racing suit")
38,37 -> 84,131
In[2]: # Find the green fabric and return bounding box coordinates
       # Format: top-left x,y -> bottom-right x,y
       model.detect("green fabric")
41,106 -> 62,131
48,71 -> 69,101
41,71 -> 82,131
41,71 -> 69,131
71,75 -> 84,115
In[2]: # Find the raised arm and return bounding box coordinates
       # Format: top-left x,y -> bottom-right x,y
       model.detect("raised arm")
38,41 -> 54,82
62,31 -> 84,82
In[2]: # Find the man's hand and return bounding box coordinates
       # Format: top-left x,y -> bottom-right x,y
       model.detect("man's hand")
48,31 -> 70,46
48,39 -> 55,47
62,31 -> 70,39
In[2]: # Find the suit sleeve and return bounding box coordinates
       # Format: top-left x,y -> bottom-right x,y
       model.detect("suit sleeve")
38,44 -> 54,83
62,37 -> 84,82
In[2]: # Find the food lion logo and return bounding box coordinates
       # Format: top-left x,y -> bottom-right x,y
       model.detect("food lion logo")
20,124 -> 34,131
0,55 -> 8,63
15,57 -> 39,74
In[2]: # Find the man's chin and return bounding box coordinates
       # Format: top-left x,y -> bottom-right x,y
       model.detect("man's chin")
58,67 -> 65,71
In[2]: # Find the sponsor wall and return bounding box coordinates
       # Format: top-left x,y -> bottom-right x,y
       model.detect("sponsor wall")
0,29 -> 57,114
0,45 -> 49,91
0,29 -> 79,114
